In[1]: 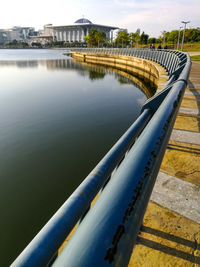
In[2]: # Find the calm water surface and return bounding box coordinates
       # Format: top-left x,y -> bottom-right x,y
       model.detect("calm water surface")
0,49 -> 147,266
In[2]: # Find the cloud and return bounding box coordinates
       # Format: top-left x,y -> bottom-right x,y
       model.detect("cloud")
113,0 -> 200,36
137,95 -> 147,105
113,0 -> 156,9
0,0 -> 199,36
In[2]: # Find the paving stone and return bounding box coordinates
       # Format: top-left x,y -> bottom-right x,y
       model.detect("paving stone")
151,172 -> 200,223
170,129 -> 200,145
179,107 -> 199,115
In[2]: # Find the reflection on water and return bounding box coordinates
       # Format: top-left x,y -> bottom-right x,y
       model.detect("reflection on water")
0,60 -> 39,68
0,50 -> 147,266
0,48 -> 70,61
0,58 -> 147,88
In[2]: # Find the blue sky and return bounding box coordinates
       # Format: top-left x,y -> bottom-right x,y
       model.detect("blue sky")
1,0 -> 199,37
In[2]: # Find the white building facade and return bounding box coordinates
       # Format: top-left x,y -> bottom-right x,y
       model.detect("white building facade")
44,18 -> 118,42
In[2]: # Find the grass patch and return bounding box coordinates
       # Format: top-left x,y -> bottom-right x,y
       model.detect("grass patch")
182,42 -> 200,52
190,55 -> 200,62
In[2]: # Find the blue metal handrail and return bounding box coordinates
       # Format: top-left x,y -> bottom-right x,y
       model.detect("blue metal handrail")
53,80 -> 187,267
11,48 -> 191,267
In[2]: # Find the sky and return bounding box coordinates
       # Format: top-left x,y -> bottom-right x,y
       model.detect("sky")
0,0 -> 199,37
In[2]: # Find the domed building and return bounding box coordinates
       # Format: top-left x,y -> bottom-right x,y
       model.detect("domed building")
74,18 -> 92,24
44,18 -> 118,43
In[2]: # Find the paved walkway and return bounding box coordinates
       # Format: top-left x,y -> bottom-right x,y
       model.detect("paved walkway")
129,61 -> 200,266
188,52 -> 200,56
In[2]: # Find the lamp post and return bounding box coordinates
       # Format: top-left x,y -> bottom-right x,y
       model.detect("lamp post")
162,31 -> 166,49
177,26 -> 182,50
181,21 -> 190,51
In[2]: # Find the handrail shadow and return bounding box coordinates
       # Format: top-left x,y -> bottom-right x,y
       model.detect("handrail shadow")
167,143 -> 200,155
136,225 -> 200,264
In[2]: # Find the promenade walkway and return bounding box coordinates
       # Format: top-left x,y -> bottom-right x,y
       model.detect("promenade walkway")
129,61 -> 200,266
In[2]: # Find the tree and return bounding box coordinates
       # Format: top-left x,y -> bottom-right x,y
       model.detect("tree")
167,30 -> 179,43
129,32 -> 140,47
84,28 -> 107,47
115,30 -> 130,47
11,39 -> 18,45
84,28 -> 97,47
95,30 -> 107,47
190,29 -> 200,42
147,37 -> 157,44
31,42 -> 42,48
20,42 -> 29,48
156,28 -> 200,45
140,32 -> 149,44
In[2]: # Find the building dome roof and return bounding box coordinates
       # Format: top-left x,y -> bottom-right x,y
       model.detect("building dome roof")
74,18 -> 92,24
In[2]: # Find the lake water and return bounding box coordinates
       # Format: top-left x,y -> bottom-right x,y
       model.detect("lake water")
0,49 -> 147,266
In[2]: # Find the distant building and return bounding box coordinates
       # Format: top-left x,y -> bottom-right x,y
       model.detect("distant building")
43,18 -> 118,42
0,30 -> 8,44
20,27 -> 36,39
0,26 -> 36,44
136,28 -> 141,35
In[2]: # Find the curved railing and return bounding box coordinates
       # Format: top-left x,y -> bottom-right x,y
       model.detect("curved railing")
70,47 -> 187,77
11,49 -> 191,267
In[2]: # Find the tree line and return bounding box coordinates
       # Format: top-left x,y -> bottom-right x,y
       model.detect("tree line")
85,27 -> 200,48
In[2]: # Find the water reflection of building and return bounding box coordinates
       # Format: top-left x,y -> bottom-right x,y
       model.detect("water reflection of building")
0,60 -> 38,68
43,18 -> 118,42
